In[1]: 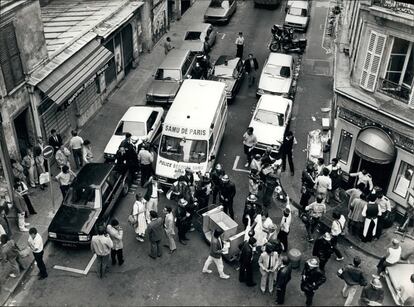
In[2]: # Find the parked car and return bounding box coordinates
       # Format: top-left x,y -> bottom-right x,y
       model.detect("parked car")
248,95 -> 292,153
104,106 -> 164,160
257,52 -> 293,97
146,49 -> 197,104
284,0 -> 310,31
385,263 -> 414,306
209,55 -> 244,101
181,23 -> 217,54
48,163 -> 129,245
204,0 -> 237,24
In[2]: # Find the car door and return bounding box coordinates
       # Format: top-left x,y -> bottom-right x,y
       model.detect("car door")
101,169 -> 123,222
146,111 -> 159,142
234,59 -> 244,91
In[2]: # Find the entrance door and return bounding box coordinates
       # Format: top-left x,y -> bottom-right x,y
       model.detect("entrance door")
122,24 -> 133,75
350,154 -> 394,192
14,108 -> 31,157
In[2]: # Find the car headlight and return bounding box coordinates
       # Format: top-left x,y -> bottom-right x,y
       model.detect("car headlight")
78,235 -> 90,241
48,232 -> 57,238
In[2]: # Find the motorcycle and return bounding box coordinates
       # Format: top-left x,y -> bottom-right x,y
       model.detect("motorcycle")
269,24 -> 307,54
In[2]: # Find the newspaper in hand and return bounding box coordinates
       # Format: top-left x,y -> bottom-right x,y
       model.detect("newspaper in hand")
222,241 -> 230,255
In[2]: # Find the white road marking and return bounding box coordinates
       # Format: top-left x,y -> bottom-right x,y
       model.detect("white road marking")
53,254 -> 96,275
53,265 -> 85,275
221,33 -> 226,39
232,156 -> 250,173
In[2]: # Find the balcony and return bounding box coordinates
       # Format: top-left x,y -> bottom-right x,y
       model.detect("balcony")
378,78 -> 412,104
370,0 -> 414,26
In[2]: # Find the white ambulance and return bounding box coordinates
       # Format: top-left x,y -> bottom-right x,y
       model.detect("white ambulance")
155,79 -> 228,185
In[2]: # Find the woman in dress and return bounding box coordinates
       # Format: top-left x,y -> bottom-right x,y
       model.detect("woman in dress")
133,193 -> 148,242
82,140 -> 93,164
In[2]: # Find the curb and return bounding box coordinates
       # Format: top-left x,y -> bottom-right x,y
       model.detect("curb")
288,199 -> 382,260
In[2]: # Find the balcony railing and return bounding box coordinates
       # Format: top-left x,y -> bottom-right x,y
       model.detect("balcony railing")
378,78 -> 411,103
371,0 -> 414,15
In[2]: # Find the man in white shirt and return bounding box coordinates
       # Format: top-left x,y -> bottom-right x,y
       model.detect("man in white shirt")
331,211 -> 345,261
314,167 -> 332,203
91,225 -> 113,278
242,127 -> 257,168
235,32 -> 244,58
28,227 -> 47,279
69,130 -> 84,169
277,203 -> 292,252
305,196 -> 326,242
350,169 -> 373,193
138,143 -> 154,187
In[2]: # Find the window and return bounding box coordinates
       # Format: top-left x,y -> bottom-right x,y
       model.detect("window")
337,130 -> 353,164
360,31 -> 386,92
263,64 -> 291,78
209,133 -> 214,153
0,23 -> 24,93
380,37 -> 414,104
155,69 -> 181,81
115,121 -> 146,137
254,109 -> 284,126
393,161 -> 414,198
181,55 -> 193,77
159,135 -> 207,163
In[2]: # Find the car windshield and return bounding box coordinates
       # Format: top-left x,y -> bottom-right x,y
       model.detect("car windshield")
185,31 -> 202,41
289,7 -> 307,17
115,121 -> 146,137
159,135 -> 207,163
254,109 -> 285,126
209,0 -> 223,8
155,69 -> 181,81
64,186 -> 97,208
214,66 -> 235,79
263,64 -> 291,78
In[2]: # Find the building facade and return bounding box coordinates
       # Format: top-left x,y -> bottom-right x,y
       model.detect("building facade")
332,0 -> 414,213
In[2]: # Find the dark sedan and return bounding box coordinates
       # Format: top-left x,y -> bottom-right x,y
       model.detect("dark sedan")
209,55 -> 244,102
48,163 -> 129,245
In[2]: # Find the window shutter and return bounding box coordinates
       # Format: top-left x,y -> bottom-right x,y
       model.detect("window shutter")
360,31 -> 386,92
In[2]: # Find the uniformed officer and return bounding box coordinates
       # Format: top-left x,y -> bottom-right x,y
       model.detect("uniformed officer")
375,189 -> 391,239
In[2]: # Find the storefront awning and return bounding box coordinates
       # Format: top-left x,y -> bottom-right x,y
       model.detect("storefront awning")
355,128 -> 395,164
33,40 -> 113,105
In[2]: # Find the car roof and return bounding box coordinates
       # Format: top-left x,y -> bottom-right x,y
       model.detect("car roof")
74,163 -> 113,187
257,95 -> 292,113
267,53 -> 293,66
290,1 -> 308,9
159,49 -> 191,69
186,23 -> 211,32
121,106 -> 160,122
164,80 -> 225,129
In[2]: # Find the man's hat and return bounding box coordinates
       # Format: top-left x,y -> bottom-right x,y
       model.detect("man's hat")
307,258 -> 319,268
215,164 -> 222,170
371,278 -> 382,289
131,136 -> 139,144
247,194 -> 258,202
178,199 -> 188,207
221,174 -> 229,182
283,207 -> 291,215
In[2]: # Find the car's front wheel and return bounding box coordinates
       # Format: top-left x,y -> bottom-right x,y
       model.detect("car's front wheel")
121,177 -> 129,196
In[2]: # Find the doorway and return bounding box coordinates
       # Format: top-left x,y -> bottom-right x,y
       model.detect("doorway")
350,154 -> 394,192
13,108 -> 32,157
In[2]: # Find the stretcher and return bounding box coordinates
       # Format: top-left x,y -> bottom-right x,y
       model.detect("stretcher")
306,129 -> 331,165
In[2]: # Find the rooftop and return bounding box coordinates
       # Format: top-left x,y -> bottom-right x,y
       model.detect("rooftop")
40,0 -> 128,55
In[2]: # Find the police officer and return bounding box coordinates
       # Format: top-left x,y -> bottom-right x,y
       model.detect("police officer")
218,175 -> 236,219
211,164 -> 225,204
301,258 -> 327,307
375,189 -> 391,239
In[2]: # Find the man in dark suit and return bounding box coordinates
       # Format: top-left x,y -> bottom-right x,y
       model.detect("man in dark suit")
312,232 -> 333,271
239,237 -> 257,287
48,129 -> 63,153
275,256 -> 292,304
146,211 -> 164,259
244,53 -> 259,87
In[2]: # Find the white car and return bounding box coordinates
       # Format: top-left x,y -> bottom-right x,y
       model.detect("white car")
181,23 -> 217,54
284,0 -> 310,31
104,106 -> 164,160
257,53 -> 293,97
249,95 -> 292,153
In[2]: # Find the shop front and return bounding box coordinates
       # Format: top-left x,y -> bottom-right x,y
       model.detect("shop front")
331,95 -> 414,213
152,0 -> 168,44
29,39 -> 113,140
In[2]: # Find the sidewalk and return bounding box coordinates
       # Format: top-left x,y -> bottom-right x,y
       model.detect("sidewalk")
0,1 -> 210,305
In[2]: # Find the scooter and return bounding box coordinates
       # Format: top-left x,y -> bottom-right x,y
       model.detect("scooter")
269,24 -> 307,54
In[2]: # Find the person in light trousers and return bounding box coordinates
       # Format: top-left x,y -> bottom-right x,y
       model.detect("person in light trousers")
106,219 -> 124,265
202,228 -> 230,279
338,256 -> 367,306
163,206 -> 176,254
258,244 -> 279,294
91,225 -> 113,278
